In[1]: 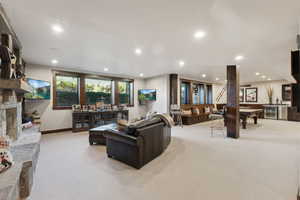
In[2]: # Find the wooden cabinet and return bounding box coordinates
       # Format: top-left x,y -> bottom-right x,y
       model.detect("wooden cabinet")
72,110 -> 129,132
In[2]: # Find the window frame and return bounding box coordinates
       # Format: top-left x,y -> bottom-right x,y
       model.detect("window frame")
52,70 -> 134,110
52,71 -> 81,110
180,78 -> 213,105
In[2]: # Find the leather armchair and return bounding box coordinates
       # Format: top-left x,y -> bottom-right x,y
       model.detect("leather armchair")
105,119 -> 171,169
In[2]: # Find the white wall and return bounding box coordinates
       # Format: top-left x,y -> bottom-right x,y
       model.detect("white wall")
143,75 -> 170,114
25,64 -> 147,131
213,80 -> 292,105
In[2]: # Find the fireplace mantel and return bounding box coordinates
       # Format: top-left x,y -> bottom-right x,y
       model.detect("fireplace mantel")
0,79 -> 32,94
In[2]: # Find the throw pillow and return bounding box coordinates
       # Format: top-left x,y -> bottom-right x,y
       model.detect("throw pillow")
205,107 -> 210,113
182,109 -> 192,115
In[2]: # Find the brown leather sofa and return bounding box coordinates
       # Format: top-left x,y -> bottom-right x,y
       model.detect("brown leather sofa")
181,104 -> 214,125
105,117 -> 171,169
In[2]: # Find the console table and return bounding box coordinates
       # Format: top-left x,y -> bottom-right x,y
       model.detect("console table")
72,110 -> 128,132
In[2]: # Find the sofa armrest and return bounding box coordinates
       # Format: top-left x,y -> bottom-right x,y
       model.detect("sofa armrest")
105,130 -> 139,146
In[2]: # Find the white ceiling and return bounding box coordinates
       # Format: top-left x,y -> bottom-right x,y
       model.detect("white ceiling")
2,0 -> 300,83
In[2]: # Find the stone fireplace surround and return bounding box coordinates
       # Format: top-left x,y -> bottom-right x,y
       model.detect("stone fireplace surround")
0,102 -> 22,141
0,79 -> 41,200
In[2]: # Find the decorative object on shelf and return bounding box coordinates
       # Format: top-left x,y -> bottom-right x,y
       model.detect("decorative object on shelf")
266,86 -> 274,104
0,136 -> 13,174
112,105 -> 118,111
72,104 -> 81,112
245,87 -> 258,102
276,97 -> 279,105
89,104 -> 96,111
82,105 -> 88,112
96,101 -> 104,109
240,88 -> 244,102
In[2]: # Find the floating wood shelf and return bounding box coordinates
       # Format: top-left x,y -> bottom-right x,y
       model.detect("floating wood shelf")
0,79 -> 32,93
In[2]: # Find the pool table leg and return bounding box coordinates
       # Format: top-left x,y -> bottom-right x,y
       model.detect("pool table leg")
253,116 -> 258,124
241,117 -> 247,129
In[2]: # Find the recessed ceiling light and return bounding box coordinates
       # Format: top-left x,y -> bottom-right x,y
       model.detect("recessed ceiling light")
179,60 -> 185,67
51,59 -> 58,65
261,75 -> 266,79
194,30 -> 206,39
52,24 -> 64,34
216,77 -> 220,81
235,55 -> 244,61
104,68 -> 109,72
139,73 -> 144,77
255,72 -> 260,76
135,48 -> 142,55
202,74 -> 206,78
267,78 -> 272,81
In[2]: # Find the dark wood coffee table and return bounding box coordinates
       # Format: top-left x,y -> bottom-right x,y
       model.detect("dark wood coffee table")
89,123 -> 118,145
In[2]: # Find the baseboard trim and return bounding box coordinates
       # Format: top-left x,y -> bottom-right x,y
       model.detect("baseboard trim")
41,128 -> 72,134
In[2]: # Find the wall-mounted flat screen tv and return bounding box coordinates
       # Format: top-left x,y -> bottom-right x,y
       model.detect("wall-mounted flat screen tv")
138,89 -> 156,101
24,78 -> 51,100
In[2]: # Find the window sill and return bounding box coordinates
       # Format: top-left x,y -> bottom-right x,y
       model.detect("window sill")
53,106 -> 72,110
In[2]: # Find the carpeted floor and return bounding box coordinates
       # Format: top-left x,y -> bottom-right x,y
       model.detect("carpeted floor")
29,119 -> 300,200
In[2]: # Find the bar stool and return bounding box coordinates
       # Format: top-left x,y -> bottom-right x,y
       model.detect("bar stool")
170,104 -> 183,128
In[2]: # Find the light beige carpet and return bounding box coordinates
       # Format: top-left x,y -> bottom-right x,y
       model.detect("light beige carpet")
29,119 -> 300,200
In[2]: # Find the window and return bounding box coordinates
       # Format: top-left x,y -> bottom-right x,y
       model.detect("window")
192,84 -> 205,104
53,70 -> 134,109
199,84 -> 205,104
54,75 -> 79,107
206,85 -> 213,104
118,81 -> 133,105
85,78 -> 112,104
181,82 -> 190,104
180,79 -> 213,105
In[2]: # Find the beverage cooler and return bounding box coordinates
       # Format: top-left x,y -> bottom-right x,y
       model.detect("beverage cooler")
264,105 -> 288,120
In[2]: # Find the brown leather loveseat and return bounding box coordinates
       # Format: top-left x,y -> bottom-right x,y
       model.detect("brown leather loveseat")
181,104 -> 214,125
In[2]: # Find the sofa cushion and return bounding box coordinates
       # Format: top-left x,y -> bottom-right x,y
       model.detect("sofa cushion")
205,106 -> 210,114
126,118 -> 162,136
192,108 -> 200,115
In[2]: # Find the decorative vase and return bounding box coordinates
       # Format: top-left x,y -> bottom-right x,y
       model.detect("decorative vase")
269,97 -> 273,105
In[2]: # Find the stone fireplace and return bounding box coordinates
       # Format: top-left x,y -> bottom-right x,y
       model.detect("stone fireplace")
0,102 -> 22,141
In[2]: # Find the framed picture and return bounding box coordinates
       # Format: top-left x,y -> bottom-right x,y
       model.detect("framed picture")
282,84 -> 291,101
245,88 -> 258,102
240,88 -> 245,102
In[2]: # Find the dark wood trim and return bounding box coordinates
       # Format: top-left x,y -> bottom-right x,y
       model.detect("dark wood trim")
169,74 -> 178,105
79,74 -> 86,105
52,70 -> 134,82
115,80 -> 120,105
41,128 -> 72,134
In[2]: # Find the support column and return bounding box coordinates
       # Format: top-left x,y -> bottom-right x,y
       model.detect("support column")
226,65 -> 240,139
169,74 -> 178,105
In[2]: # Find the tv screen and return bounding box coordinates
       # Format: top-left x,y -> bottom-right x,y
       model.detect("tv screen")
24,78 -> 51,100
138,89 -> 156,101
